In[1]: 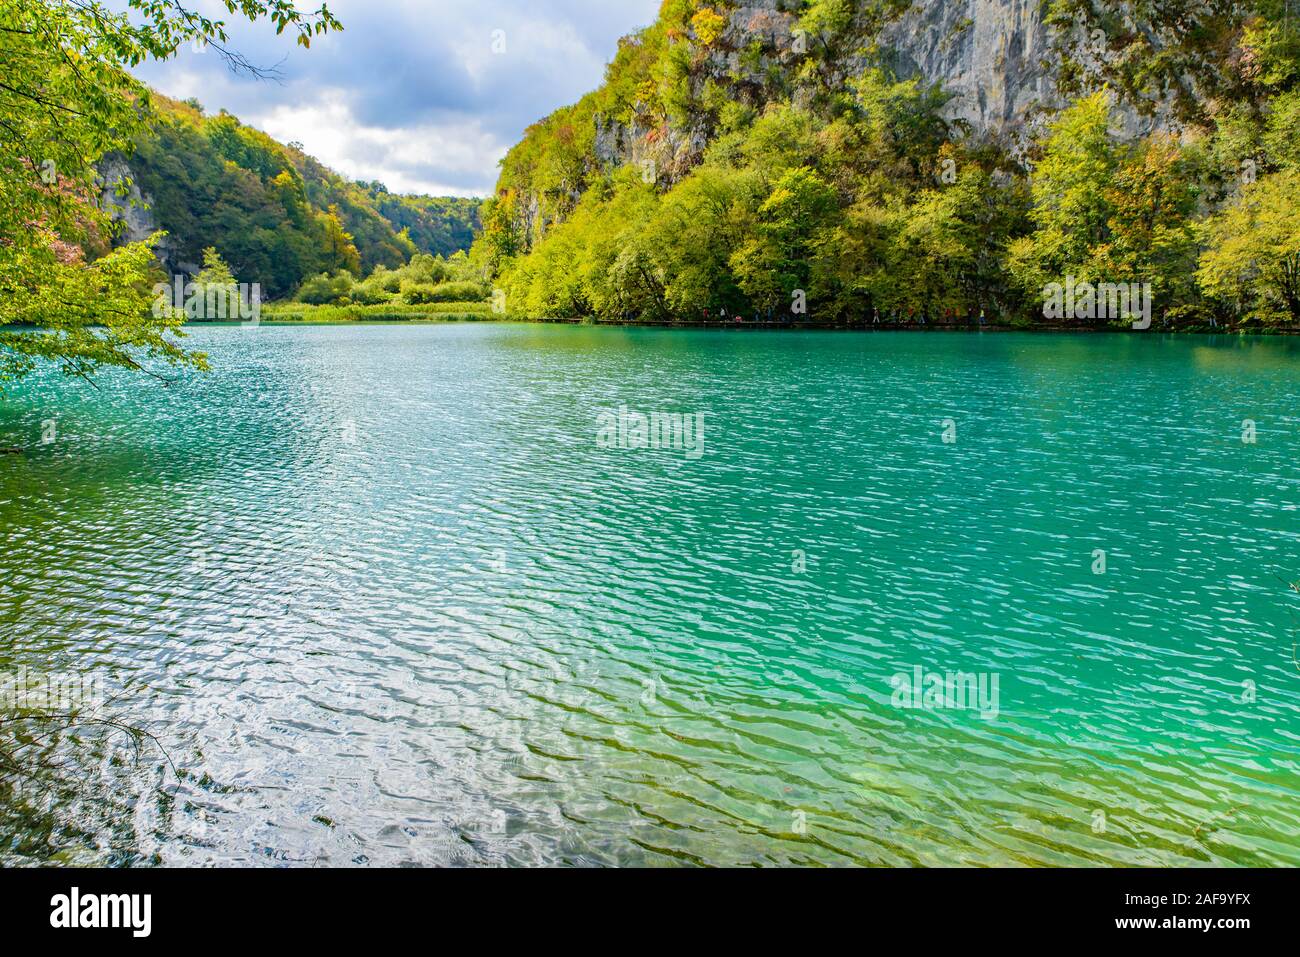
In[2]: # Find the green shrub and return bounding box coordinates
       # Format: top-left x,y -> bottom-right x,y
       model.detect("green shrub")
349,279 -> 394,305
370,265 -> 403,293
403,253 -> 452,285
260,301 -> 495,323
296,271 -> 355,305
401,279 -> 488,304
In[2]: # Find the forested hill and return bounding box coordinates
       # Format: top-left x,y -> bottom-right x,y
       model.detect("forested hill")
477,0 -> 1300,329
104,95 -> 482,300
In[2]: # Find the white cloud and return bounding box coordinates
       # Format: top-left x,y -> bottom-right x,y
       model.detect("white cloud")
129,0 -> 662,196
257,95 -> 502,196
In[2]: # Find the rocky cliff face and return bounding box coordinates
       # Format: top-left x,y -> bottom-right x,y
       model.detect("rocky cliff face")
99,157 -> 153,244
578,0 -> 1168,189
878,0 -> 1058,137
878,0 -> 1176,142
573,0 -> 1061,199
99,156 -> 188,275
732,0 -> 1165,141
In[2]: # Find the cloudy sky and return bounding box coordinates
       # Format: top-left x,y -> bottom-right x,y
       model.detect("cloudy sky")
130,0 -> 661,198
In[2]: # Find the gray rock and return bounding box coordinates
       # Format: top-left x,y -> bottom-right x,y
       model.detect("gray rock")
99,156 -> 182,273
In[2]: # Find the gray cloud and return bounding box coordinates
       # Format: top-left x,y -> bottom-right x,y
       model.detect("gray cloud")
129,0 -> 661,196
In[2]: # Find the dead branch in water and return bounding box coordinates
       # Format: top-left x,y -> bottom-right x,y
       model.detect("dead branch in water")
0,702 -> 179,809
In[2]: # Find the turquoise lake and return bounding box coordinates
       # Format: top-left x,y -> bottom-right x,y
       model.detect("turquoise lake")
1,324 -> 1297,866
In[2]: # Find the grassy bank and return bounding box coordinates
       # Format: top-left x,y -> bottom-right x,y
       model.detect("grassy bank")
259,301 -> 494,323
499,315 -> 1291,334
250,301 -> 1293,333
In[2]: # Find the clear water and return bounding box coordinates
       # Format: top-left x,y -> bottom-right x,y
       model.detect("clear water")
1,324 -> 1297,866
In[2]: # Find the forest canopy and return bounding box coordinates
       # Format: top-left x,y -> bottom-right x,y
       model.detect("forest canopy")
123,97 -> 484,301
0,0 -> 345,387
1,0 -> 483,391
475,0 -> 1300,330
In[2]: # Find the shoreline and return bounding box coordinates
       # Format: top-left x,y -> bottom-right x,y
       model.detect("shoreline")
239,314 -> 1297,335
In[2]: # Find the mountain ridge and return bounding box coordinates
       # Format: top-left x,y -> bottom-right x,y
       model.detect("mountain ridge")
102,94 -> 483,299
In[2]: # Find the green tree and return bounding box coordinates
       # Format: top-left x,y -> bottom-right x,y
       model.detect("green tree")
318,204 -> 361,275
0,0 -> 340,390
1010,93 -> 1201,325
479,191 -> 527,272
731,166 -> 838,314
1007,91 -> 1118,299
645,164 -> 757,317
1095,135 -> 1201,319
1198,169 -> 1300,325
194,247 -> 237,290
874,183 -> 981,320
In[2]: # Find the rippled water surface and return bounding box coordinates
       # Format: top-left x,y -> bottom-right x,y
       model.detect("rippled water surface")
1,324 -> 1298,866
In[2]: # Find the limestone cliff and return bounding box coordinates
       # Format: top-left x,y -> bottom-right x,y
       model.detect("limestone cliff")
99,156 -> 187,274
497,1 -> 1095,245
498,0 -> 1181,238
877,0 -> 1058,136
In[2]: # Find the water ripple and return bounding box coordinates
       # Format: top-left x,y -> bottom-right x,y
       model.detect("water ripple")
0,326 -> 1297,867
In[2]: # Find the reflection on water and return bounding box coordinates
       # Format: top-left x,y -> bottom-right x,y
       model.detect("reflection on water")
1,325 -> 1298,866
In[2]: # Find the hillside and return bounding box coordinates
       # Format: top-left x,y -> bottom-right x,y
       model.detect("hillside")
476,0 -> 1300,328
103,96 -> 482,300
